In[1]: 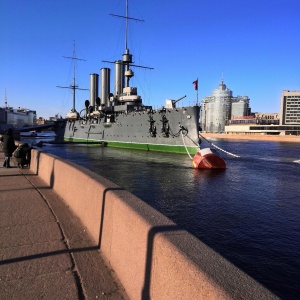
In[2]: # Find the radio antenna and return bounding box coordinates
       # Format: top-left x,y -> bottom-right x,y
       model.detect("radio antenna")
109,0 -> 144,50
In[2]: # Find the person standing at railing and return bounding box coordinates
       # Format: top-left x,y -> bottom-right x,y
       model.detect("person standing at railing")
0,128 -> 16,168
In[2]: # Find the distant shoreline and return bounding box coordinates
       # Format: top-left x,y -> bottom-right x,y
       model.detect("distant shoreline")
200,133 -> 300,143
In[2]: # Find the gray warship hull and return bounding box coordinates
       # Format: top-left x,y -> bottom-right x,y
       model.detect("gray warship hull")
64,105 -> 200,154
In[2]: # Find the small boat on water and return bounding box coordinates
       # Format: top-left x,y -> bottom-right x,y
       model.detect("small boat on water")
20,131 -> 37,137
20,131 -> 57,138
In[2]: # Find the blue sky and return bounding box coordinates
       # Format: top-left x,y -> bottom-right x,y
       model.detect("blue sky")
1,0 -> 300,118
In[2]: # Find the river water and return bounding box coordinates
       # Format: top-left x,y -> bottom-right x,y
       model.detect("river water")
22,137 -> 300,299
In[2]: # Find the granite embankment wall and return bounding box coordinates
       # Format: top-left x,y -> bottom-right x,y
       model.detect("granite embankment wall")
29,149 -> 277,300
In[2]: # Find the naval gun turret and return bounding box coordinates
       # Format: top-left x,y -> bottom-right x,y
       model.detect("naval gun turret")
165,95 -> 187,109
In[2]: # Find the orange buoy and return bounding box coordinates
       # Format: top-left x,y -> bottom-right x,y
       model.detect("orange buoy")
193,148 -> 226,169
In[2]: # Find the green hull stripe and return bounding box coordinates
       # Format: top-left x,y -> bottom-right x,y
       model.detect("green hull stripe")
64,137 -> 198,155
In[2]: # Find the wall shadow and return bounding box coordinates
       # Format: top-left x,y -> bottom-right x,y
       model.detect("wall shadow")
0,246 -> 99,266
33,150 -> 40,176
49,158 -> 55,188
0,173 -> 25,177
141,225 -> 181,300
98,187 -> 125,249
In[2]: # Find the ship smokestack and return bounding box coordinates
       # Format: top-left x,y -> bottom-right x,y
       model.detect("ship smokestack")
101,68 -> 111,107
115,60 -> 124,97
90,73 -> 99,108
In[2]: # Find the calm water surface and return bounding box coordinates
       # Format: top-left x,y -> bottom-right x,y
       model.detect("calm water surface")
24,138 -> 300,299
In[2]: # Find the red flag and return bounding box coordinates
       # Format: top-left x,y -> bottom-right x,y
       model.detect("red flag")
193,79 -> 198,90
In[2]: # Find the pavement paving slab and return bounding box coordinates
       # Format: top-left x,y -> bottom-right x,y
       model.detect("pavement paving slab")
0,151 -> 128,300
0,271 -> 79,300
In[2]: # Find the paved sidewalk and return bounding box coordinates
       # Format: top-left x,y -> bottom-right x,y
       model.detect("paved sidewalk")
0,151 -> 128,300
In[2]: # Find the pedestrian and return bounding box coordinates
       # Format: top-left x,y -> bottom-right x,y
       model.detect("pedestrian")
0,128 -> 16,168
14,143 -> 32,168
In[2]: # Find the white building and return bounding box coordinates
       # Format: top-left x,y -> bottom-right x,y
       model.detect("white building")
231,96 -> 251,118
0,106 -> 36,128
200,80 -> 250,132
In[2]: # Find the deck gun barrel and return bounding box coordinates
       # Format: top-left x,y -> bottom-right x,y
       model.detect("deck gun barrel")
165,95 -> 187,109
173,95 -> 187,105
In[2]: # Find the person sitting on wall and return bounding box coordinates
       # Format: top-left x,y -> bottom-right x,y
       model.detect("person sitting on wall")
14,143 -> 32,168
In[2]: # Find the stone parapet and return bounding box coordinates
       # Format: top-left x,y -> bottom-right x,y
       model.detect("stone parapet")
29,149 -> 278,300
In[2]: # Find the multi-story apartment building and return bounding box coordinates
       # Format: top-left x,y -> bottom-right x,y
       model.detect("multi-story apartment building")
280,90 -> 300,125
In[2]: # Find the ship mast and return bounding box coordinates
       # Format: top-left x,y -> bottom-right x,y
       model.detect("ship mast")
106,0 -> 152,88
57,41 -> 88,112
125,0 -> 129,51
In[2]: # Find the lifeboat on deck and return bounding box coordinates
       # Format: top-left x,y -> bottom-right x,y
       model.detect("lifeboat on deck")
193,148 -> 226,169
